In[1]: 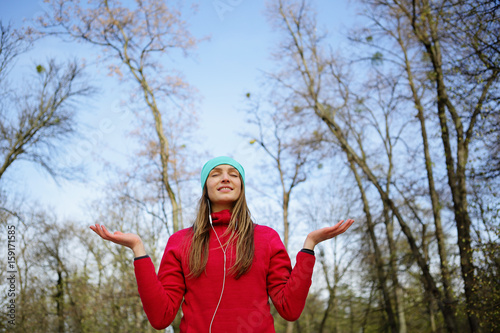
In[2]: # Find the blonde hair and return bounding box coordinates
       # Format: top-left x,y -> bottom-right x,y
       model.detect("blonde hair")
188,179 -> 254,279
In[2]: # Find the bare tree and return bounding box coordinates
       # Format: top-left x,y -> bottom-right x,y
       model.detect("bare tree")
348,155 -> 399,333
38,0 -> 201,233
265,0 -> 468,331
245,92 -> 325,333
299,182 -> 359,333
0,22 -> 32,85
246,94 -> 324,249
0,55 -> 93,182
356,1 -> 500,331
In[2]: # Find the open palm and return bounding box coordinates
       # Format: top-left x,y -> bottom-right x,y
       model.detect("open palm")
304,219 -> 355,249
90,224 -> 142,250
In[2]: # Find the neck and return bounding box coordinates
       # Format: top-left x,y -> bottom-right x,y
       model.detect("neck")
211,203 -> 233,213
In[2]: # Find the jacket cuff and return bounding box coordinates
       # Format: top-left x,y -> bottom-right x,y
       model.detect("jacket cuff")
134,254 -> 150,261
300,248 -> 315,256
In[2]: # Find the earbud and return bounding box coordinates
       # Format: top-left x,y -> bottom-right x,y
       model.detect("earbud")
207,199 -> 213,225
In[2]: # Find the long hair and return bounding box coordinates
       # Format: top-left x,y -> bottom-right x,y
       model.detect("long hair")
188,178 -> 254,279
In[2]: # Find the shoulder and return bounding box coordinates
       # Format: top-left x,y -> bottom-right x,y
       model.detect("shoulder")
170,227 -> 192,240
166,227 -> 193,249
172,227 -> 193,238
160,227 -> 193,264
254,224 -> 279,237
253,224 -> 285,248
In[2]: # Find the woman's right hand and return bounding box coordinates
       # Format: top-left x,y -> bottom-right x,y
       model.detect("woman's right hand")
90,224 -> 147,257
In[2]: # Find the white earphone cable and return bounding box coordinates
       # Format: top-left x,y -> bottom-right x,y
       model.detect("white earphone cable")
208,204 -> 228,333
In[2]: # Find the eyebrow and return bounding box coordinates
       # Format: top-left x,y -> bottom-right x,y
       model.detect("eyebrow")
210,166 -> 238,173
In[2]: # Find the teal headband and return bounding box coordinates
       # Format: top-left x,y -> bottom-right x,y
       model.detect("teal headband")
201,156 -> 245,189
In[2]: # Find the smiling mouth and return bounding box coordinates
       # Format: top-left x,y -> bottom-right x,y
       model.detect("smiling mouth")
218,187 -> 233,191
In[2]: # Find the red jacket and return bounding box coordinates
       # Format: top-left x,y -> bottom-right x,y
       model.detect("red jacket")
134,210 -> 315,332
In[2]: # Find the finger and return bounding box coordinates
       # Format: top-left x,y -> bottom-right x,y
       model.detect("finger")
320,224 -> 344,240
101,225 -> 115,238
337,220 -> 352,232
332,219 -> 348,231
90,225 -> 102,235
89,225 -> 100,236
91,224 -> 105,237
326,220 -> 352,236
326,220 -> 344,233
337,219 -> 355,234
98,224 -> 116,241
335,219 -> 345,227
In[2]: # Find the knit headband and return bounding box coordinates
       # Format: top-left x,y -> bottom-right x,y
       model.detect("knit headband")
200,156 -> 245,189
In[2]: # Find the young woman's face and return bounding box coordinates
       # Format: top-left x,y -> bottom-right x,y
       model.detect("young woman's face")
206,164 -> 242,212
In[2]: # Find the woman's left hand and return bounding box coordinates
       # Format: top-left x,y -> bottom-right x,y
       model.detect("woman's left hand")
303,219 -> 355,250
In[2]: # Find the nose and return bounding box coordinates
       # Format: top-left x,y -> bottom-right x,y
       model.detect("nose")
221,172 -> 230,182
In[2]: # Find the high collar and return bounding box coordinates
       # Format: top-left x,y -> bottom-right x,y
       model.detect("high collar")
211,209 -> 232,225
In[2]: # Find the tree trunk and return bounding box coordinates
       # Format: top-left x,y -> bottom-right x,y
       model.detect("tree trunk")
406,1 -> 480,329
361,282 -> 375,333
422,228 -> 438,333
56,268 -> 64,333
319,107 -> 457,332
103,1 -> 182,234
149,101 -> 181,233
318,245 -> 338,333
349,292 -> 354,333
283,191 -> 290,250
399,28 -> 456,321
282,190 -> 294,333
349,157 -> 398,333
383,138 -> 407,333
384,206 -> 407,333
274,2 -> 459,330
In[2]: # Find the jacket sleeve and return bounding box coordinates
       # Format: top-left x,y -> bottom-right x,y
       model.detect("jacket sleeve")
266,230 -> 316,321
134,233 -> 186,330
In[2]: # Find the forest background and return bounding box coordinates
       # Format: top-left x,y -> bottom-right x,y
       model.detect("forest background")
0,0 -> 498,332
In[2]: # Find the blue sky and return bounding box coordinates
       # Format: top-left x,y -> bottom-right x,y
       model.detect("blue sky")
1,0 -> 359,220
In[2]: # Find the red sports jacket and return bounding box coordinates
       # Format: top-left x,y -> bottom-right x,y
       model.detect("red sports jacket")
134,209 -> 315,332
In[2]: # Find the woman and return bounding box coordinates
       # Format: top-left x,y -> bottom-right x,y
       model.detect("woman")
90,156 -> 354,332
